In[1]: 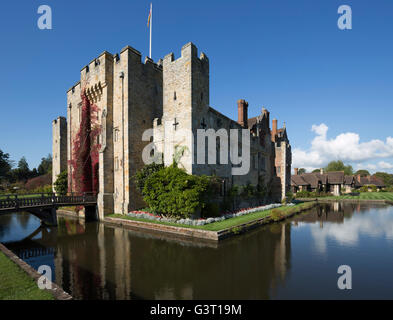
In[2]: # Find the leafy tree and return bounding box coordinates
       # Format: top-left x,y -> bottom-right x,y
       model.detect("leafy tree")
31,168 -> 39,177
298,168 -> 306,174
312,169 -> 321,173
11,156 -> 32,182
37,154 -> 52,175
54,170 -> 68,195
324,160 -> 353,175
374,172 -> 393,187
0,149 -> 13,180
355,170 -> 370,177
18,156 -> 30,172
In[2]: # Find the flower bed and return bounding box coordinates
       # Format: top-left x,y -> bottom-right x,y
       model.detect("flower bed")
128,203 -> 289,227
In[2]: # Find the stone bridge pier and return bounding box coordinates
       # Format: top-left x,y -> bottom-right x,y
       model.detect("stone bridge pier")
26,207 -> 58,226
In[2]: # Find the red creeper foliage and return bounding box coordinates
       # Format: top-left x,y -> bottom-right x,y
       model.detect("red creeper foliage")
68,89 -> 101,195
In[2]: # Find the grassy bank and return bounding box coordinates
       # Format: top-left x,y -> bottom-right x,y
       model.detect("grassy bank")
0,251 -> 53,300
297,192 -> 393,202
328,192 -> 393,201
108,202 -> 317,232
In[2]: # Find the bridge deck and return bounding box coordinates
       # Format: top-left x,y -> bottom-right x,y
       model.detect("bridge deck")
0,193 -> 97,214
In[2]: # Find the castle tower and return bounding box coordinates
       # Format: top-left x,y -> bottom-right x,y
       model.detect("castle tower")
66,51 -> 115,218
161,42 -> 209,173
112,46 -> 162,214
52,116 -> 67,192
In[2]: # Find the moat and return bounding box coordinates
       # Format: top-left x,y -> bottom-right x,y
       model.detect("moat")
1,202 -> 393,299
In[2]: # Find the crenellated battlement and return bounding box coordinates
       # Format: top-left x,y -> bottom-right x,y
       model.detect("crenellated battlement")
163,42 -> 209,66
80,51 -> 113,73
56,41 -> 291,215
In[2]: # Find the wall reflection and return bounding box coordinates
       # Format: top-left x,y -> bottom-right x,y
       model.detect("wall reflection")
1,201 -> 391,300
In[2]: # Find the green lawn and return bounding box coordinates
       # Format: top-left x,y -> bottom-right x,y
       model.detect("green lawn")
323,192 -> 393,201
0,194 -> 47,200
108,202 -> 317,232
0,251 -> 54,300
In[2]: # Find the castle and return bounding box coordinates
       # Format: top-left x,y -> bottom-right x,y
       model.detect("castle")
52,42 -> 292,219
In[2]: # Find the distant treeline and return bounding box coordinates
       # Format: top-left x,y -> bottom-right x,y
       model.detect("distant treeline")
0,148 -> 52,193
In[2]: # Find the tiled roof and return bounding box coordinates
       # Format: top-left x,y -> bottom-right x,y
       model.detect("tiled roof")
300,173 -> 320,188
369,175 -> 385,187
327,171 -> 345,184
344,175 -> 355,185
291,175 -> 309,186
314,173 -> 328,184
292,172 -> 386,188
247,117 -> 257,128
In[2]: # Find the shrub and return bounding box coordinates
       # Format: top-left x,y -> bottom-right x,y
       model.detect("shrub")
241,183 -> 256,198
295,190 -> 311,198
359,186 -> 369,193
295,190 -> 330,198
31,184 -> 52,194
24,173 -> 51,191
286,192 -> 294,202
54,170 -> 68,195
133,163 -> 164,193
141,165 -> 211,218
370,185 -> 377,192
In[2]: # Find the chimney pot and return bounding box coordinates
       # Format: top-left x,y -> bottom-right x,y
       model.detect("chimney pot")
272,119 -> 278,141
237,99 -> 248,128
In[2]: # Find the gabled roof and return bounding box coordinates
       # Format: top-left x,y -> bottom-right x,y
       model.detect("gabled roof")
247,117 -> 258,128
292,171 -> 386,189
327,171 -> 345,184
344,175 -> 355,185
314,173 -> 328,184
300,173 -> 320,188
369,175 -> 385,187
291,175 -> 309,186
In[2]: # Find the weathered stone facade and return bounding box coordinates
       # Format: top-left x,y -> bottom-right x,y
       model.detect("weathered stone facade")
52,116 -> 67,190
53,42 -> 291,219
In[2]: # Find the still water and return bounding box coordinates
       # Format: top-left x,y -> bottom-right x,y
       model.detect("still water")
1,202 -> 393,299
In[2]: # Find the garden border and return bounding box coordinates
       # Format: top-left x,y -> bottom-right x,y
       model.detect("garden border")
104,202 -> 319,241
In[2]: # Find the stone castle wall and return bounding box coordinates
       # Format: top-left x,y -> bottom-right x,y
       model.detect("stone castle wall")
54,42 -> 292,218
52,116 -> 67,191
112,46 -> 163,214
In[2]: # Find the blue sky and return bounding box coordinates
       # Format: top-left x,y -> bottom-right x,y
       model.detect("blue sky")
0,0 -> 392,173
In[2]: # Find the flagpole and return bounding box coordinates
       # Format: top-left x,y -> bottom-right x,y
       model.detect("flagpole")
149,3 -> 152,58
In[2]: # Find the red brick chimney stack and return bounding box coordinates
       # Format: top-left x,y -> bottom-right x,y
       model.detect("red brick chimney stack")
237,99 -> 248,128
272,118 -> 278,140
294,168 -> 299,175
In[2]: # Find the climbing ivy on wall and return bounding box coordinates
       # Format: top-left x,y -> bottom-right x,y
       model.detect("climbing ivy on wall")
69,89 -> 101,194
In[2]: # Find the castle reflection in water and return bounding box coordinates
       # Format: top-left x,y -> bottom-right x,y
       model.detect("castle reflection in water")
2,201 -> 391,300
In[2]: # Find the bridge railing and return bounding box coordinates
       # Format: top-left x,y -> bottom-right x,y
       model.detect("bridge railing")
0,192 -> 97,210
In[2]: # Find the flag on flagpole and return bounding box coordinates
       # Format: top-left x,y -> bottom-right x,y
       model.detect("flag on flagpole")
148,3 -> 152,58
147,4 -> 152,27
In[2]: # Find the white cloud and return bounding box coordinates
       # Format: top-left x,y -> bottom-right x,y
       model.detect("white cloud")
357,163 -> 377,170
292,123 -> 393,172
378,161 -> 393,169
308,207 -> 393,254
